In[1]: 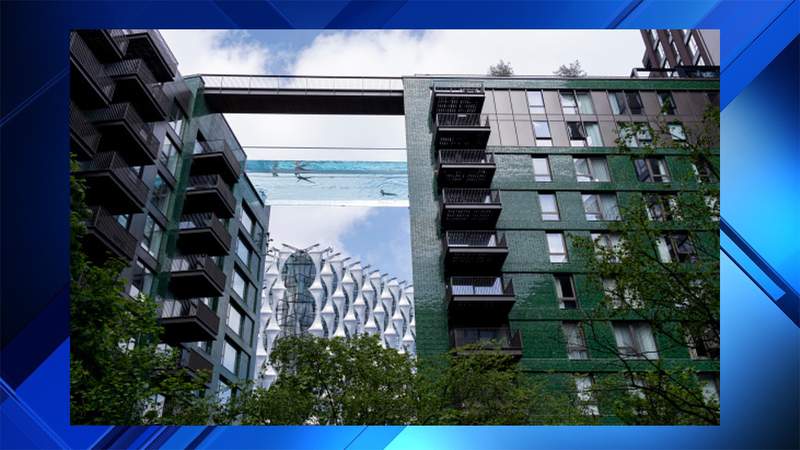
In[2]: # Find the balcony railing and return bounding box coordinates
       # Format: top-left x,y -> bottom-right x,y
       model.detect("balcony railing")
448,276 -> 514,297
85,206 -> 137,260
185,175 -> 236,217
449,328 -> 523,357
433,82 -> 485,95
179,346 -> 214,374
436,113 -> 489,128
192,139 -> 243,183
442,188 -> 501,205
77,152 -> 149,208
158,298 -> 221,344
445,231 -> 506,248
170,255 -> 227,297
87,103 -> 160,163
178,213 -> 232,254
70,102 -> 100,158
162,76 -> 194,115
439,150 -> 494,165
106,59 -> 171,116
121,29 -> 179,81
70,32 -> 115,104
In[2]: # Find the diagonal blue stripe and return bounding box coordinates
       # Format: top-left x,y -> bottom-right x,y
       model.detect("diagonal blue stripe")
0,68 -> 67,129
606,0 -> 644,28
0,377 -> 71,450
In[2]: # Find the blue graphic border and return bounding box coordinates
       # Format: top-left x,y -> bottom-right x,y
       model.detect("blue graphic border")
1,1 -> 798,449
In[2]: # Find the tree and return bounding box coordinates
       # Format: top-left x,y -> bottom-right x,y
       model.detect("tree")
554,60 -> 587,77
488,59 -> 514,76
70,156 -> 210,425
571,103 -> 720,424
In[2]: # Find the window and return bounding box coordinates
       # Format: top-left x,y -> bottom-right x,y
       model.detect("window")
591,233 -> 623,262
527,91 -> 545,114
554,274 -> 578,309
693,159 -> 718,183
668,123 -> 686,141
532,121 -> 552,146
657,91 -> 677,114
560,92 -> 578,114
603,278 -> 642,309
169,106 -> 185,137
645,193 -> 679,221
227,304 -> 243,335
574,375 -> 599,415
141,215 -> 164,257
689,36 -> 702,64
240,206 -> 255,236
576,92 -> 594,114
232,270 -> 247,299
129,260 -> 153,298
687,324 -> 720,359
547,232 -> 568,263
608,92 -> 627,115
619,122 -> 652,147
705,195 -> 720,221
566,122 -> 586,147
626,92 -> 644,114
115,213 -> 132,230
634,157 -> 671,182
563,322 -> 588,360
150,174 -> 171,215
159,138 -> 180,176
612,322 -> 659,359
532,157 -> 552,182
539,193 -> 560,221
573,157 -> 610,182
584,123 -> 602,146
656,232 -> 697,263
582,193 -> 620,221
698,373 -> 720,404
236,237 -> 254,269
222,340 -> 240,374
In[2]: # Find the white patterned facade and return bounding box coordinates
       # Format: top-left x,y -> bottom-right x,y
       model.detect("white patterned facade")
254,244 -> 416,389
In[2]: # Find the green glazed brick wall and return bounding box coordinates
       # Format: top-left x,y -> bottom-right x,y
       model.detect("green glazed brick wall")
403,77 -> 720,395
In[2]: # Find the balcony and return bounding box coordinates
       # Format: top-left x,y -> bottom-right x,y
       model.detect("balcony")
437,150 -> 496,188
159,299 -> 220,344
122,29 -> 179,82
177,213 -> 232,256
432,83 -> 485,114
179,346 -> 214,375
190,140 -> 243,184
106,59 -> 171,120
87,103 -> 159,165
70,32 -> 114,108
440,188 -> 502,230
70,102 -> 101,160
162,76 -> 194,116
444,231 -> 508,274
169,256 -> 227,298
183,175 -> 236,219
449,327 -> 523,360
83,206 -> 137,261
76,152 -> 148,214
434,113 -> 491,149
447,276 -> 516,317
76,29 -> 128,63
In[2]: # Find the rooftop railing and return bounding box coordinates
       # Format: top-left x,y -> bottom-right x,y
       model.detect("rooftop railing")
433,81 -> 485,94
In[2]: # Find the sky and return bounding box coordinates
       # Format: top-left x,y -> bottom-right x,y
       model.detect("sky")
160,30 -> 646,282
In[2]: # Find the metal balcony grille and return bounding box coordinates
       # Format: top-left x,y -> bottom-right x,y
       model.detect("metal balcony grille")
450,327 -> 521,347
436,113 -> 488,128
193,140 -> 242,174
106,59 -> 172,113
86,206 -> 137,259
442,188 -> 500,204
445,231 -> 506,248
70,32 -> 115,100
88,103 -> 159,158
70,102 -> 100,154
78,152 -> 149,204
433,82 -> 485,95
122,29 -> 179,78
187,175 -> 235,209
439,150 -> 494,164
170,256 -> 226,291
449,276 -> 514,296
179,213 -> 232,249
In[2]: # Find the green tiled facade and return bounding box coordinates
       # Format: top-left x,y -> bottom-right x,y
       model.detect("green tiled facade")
404,76 -> 719,415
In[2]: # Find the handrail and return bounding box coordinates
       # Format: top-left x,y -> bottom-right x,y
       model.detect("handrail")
448,276 -> 514,296
199,74 -> 404,93
442,188 -> 500,204
433,81 -> 484,94
445,231 -> 506,248
438,150 -> 494,164
77,152 -> 149,203
436,113 -> 489,128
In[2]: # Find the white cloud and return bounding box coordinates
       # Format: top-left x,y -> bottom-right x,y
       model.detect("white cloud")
160,30 -> 269,75
267,206 -> 375,257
